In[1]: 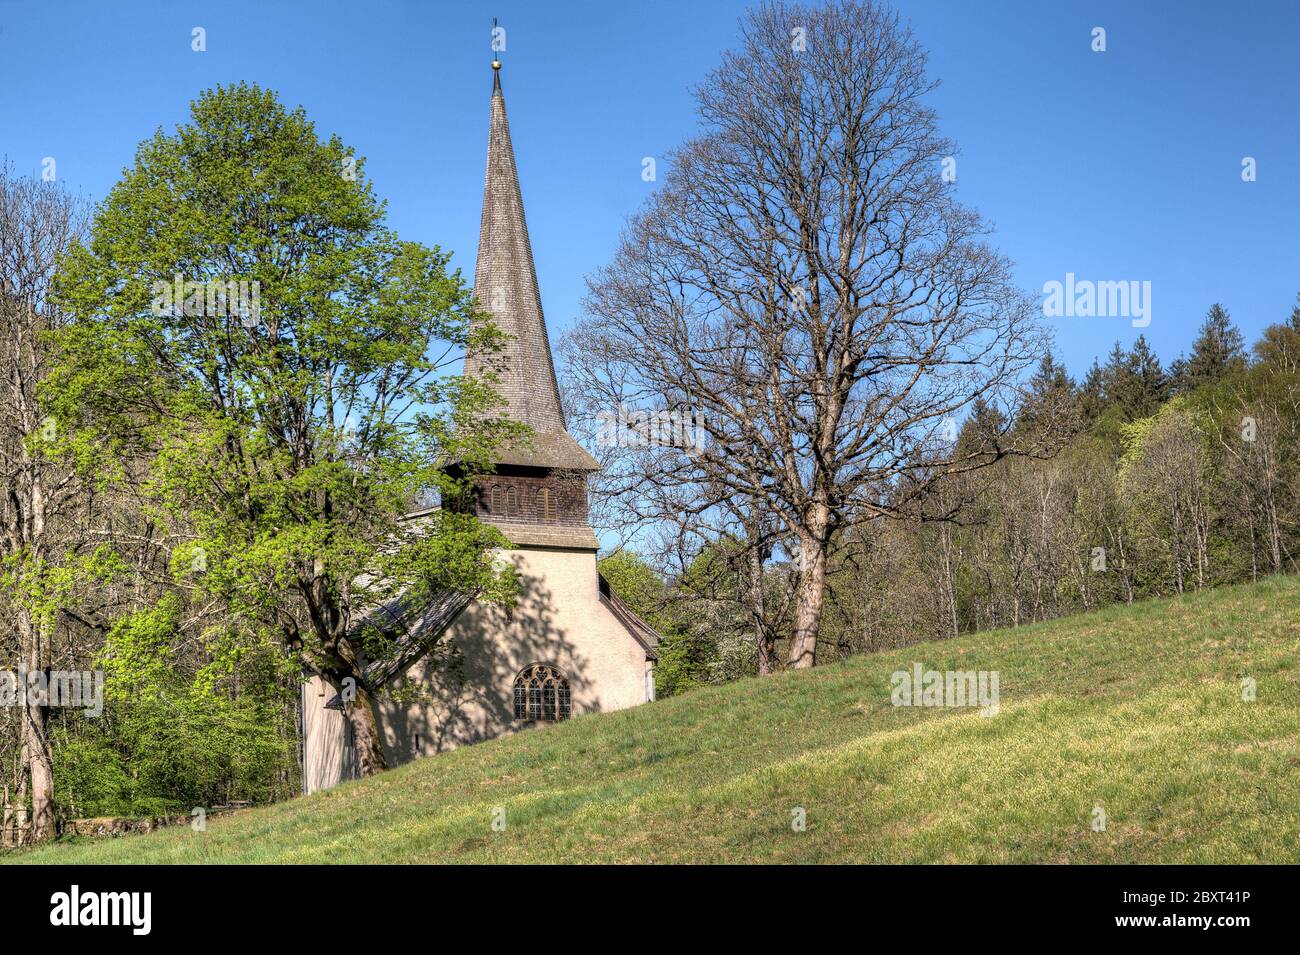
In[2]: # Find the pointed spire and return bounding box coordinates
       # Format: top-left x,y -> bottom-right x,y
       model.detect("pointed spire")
465,61 -> 598,471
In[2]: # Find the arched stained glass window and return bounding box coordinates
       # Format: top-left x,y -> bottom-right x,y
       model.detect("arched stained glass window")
512,664 -> 571,722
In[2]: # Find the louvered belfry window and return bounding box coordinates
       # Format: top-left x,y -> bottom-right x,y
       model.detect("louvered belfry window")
513,664 -> 571,722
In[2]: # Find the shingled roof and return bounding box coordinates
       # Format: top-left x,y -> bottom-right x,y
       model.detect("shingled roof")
598,574 -> 661,662
324,587 -> 476,707
322,570 -> 659,707
463,64 -> 599,473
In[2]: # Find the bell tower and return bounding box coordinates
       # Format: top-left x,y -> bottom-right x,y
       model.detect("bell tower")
456,60 -> 600,549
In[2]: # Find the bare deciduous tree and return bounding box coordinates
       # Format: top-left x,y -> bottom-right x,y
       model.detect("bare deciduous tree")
0,164 -> 87,840
566,0 -> 1048,667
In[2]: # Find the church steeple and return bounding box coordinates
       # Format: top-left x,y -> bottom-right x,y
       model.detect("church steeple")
455,59 -> 599,548
465,61 -> 598,473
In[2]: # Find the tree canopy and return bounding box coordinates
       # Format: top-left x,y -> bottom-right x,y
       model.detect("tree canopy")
47,82 -> 519,777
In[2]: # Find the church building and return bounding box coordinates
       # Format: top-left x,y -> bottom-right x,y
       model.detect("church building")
301,62 -> 660,794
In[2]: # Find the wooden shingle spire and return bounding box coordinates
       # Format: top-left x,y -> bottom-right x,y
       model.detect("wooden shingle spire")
465,62 -> 598,471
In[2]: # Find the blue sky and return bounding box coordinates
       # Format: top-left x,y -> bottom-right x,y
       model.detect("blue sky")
2,0 -> 1298,379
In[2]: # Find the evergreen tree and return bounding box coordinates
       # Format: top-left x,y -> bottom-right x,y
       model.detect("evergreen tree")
1079,358 -> 1106,424
1167,354 -> 1190,390
956,397 -> 1009,455
1029,352 -> 1074,396
1018,352 -> 1077,437
1100,336 -> 1169,420
1174,303 -> 1246,391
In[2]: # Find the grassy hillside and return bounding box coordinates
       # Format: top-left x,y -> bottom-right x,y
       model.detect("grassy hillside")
12,576 -> 1300,864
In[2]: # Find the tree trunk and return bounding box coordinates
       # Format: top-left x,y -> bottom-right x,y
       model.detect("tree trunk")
939,521 -> 959,640
343,685 -> 389,778
1265,482 -> 1283,572
304,651 -> 392,779
322,629 -> 389,777
747,545 -> 774,675
20,610 -> 56,842
754,621 -> 769,670
787,532 -> 827,669
22,705 -> 55,841
309,564 -> 389,777
756,632 -> 774,676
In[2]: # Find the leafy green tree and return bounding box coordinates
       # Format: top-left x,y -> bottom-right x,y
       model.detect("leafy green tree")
597,550 -> 705,697
1253,293 -> 1300,373
600,546 -> 756,696
48,84 -> 519,777
1118,398 -> 1215,593
57,595 -> 298,816
598,551 -> 672,630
